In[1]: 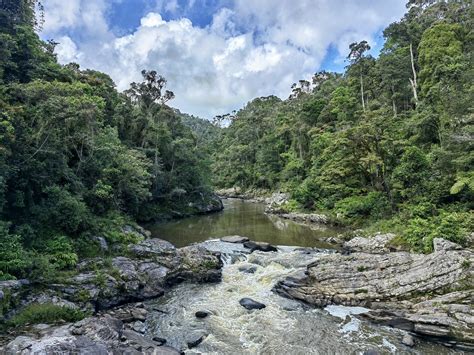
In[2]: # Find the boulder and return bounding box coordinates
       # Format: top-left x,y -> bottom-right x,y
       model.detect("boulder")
274,238 -> 474,348
187,334 -> 206,349
402,334 -> 415,347
238,265 -> 258,274
220,236 -> 249,243
243,241 -> 277,252
195,311 -> 210,319
343,233 -> 396,254
3,315 -> 181,355
239,298 -> 266,310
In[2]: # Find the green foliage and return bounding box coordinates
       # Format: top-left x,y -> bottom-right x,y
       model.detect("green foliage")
0,222 -> 31,279
402,211 -> 472,253
0,3 -> 214,281
7,303 -> 85,328
211,0 -> 473,251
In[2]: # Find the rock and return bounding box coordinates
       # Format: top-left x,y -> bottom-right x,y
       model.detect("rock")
33,323 -> 51,331
187,335 -> 205,349
131,307 -> 148,321
279,212 -> 329,225
363,350 -> 380,355
402,334 -> 415,347
239,298 -> 266,310
93,236 -> 109,252
243,241 -> 277,252
153,337 -> 167,345
275,238 -> 474,347
195,311 -> 210,319
128,238 -> 176,258
238,265 -> 258,274
343,233 -> 396,254
131,321 -> 146,334
433,238 -> 463,252
264,192 -> 290,213
221,235 -> 249,243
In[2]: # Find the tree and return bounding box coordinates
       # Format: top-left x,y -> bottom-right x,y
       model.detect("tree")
125,70 -> 175,109
347,41 -> 371,112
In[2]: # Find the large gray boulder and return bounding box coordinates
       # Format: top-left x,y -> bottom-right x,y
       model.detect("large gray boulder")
2,314 -> 181,355
275,238 -> 473,347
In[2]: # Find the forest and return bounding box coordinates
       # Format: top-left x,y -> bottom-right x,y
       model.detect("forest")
211,0 -> 473,252
0,0 -> 472,285
0,0 -> 217,281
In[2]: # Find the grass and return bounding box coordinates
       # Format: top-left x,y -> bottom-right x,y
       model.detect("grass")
7,303 -> 86,327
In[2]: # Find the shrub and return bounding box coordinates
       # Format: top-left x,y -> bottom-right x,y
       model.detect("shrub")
334,192 -> 390,221
7,303 -> 85,327
0,221 -> 31,279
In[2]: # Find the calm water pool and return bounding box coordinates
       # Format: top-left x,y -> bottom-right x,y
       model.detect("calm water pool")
146,198 -> 342,248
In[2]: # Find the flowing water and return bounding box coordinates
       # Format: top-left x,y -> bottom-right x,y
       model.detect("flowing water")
145,242 -> 453,354
147,198 -> 341,248
144,200 -> 456,354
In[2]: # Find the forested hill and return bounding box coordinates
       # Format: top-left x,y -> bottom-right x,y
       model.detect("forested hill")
212,0 -> 473,252
0,1 -> 220,281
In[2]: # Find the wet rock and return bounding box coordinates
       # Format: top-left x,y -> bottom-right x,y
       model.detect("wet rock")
153,337 -> 167,345
131,321 -> 146,334
243,241 -> 277,252
195,311 -> 210,319
402,334 -> 415,347
221,235 -> 249,243
363,350 -> 380,355
275,237 -> 474,347
239,298 -> 266,310
187,335 -> 205,349
238,265 -> 258,274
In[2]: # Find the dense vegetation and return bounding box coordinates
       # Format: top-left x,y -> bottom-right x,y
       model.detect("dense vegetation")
212,0 -> 473,252
0,0 -> 215,281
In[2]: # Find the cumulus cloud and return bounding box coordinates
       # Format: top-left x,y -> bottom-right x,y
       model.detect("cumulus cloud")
43,0 -> 406,118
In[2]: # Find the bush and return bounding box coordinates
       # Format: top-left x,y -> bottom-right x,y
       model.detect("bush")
7,303 -> 85,327
334,192 -> 391,221
0,221 -> 31,279
44,235 -> 78,270
402,211 -> 472,253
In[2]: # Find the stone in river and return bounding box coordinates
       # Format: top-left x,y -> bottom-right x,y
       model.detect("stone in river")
195,311 -> 210,319
239,298 -> 266,310
221,236 -> 249,243
243,241 -> 277,252
402,334 -> 415,347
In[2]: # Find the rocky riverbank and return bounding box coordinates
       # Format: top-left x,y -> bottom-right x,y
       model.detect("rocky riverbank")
0,234 -> 222,352
275,234 -> 474,351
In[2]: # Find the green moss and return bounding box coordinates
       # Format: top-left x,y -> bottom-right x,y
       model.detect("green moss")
354,289 -> 368,294
7,303 -> 86,327
357,266 -> 369,272
461,260 -> 471,269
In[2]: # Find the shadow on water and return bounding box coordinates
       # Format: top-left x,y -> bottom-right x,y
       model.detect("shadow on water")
146,198 -> 343,248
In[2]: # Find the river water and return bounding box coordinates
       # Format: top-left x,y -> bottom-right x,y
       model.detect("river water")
148,198 -> 341,248
144,200 -> 456,354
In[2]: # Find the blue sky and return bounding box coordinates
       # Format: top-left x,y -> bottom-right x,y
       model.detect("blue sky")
41,0 -> 406,118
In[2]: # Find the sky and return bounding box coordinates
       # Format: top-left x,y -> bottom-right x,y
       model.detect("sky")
40,0 -> 407,119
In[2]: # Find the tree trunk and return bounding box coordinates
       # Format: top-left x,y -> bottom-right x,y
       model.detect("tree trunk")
360,74 -> 366,112
409,43 -> 418,106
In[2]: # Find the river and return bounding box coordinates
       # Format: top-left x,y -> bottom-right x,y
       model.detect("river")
143,199 -> 456,354
147,198 -> 341,248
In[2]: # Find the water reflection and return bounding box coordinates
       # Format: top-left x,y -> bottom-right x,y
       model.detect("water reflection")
146,199 -> 341,248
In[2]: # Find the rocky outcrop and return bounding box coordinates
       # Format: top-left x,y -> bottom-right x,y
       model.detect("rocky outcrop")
191,192 -> 224,214
343,233 -> 397,253
275,237 -> 474,349
1,239 -> 222,319
216,187 -> 268,202
277,212 -> 329,225
2,313 -> 181,355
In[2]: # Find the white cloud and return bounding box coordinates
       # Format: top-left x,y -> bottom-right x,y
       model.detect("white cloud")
41,0 -> 407,119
